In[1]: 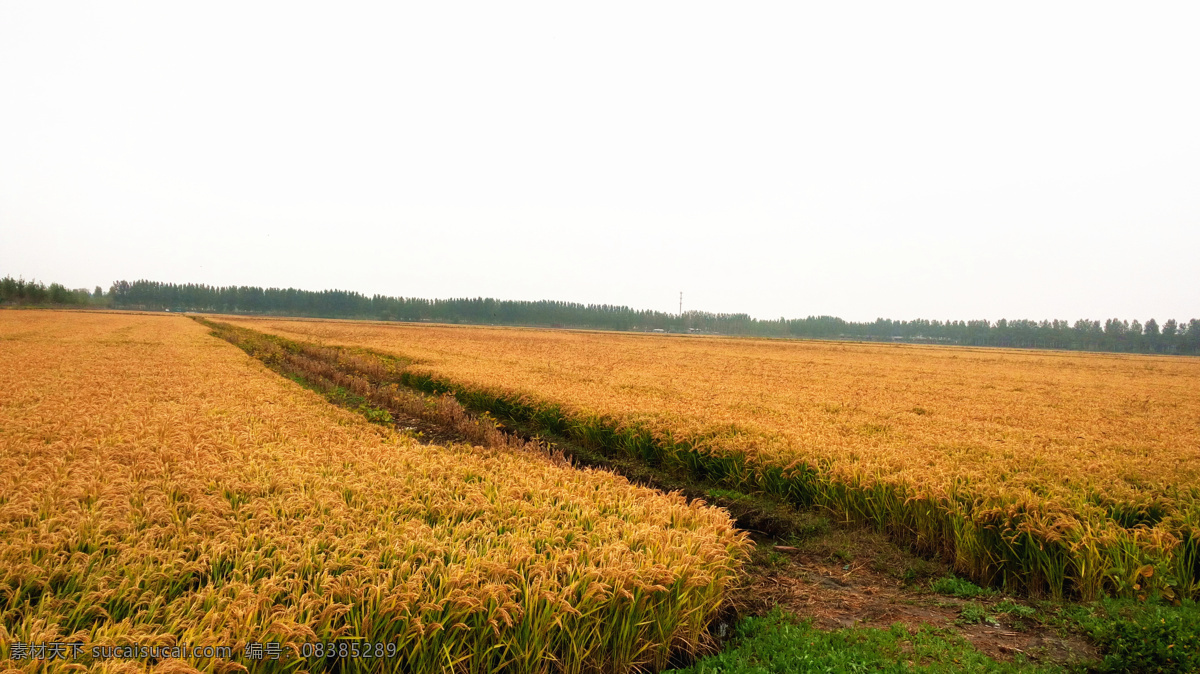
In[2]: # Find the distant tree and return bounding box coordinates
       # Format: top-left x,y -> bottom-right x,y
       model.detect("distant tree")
25,280 -> 47,303
1104,319 -> 1127,352
0,276 -> 16,302
10,273 -> 1187,355
110,281 -> 131,304
1143,318 -> 1160,351
1187,320 -> 1200,353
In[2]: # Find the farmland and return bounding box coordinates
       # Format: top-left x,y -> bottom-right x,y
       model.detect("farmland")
0,312 -> 747,672
222,317 -> 1200,601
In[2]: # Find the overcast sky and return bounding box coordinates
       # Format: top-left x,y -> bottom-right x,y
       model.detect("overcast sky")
2,2 -> 1197,322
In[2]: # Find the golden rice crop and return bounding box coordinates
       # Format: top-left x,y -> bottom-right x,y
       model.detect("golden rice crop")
0,311 -> 748,673
224,316 -> 1200,600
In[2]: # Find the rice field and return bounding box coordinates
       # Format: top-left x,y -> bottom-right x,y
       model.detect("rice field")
0,312 -> 748,672
223,317 -> 1200,600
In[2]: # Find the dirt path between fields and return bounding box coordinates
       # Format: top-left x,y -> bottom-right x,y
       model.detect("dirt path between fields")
733,527 -> 1098,667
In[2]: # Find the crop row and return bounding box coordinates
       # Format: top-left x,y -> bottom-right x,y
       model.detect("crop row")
221,317 -> 1200,601
0,312 -> 748,672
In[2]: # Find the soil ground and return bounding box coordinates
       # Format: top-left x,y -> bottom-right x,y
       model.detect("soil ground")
735,525 -> 1098,667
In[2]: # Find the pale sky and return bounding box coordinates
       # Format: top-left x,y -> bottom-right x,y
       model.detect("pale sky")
2,2 -> 1197,323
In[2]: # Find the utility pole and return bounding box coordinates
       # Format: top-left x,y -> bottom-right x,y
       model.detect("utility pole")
679,291 -> 683,317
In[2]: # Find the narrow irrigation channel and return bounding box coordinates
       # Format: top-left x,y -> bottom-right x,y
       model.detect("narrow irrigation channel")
194,316 -> 1109,671
195,316 -> 819,538
194,316 -> 559,457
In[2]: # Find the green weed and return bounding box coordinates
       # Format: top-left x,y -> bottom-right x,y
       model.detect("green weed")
671,609 -> 1056,673
1062,599 -> 1200,673
931,575 -> 994,599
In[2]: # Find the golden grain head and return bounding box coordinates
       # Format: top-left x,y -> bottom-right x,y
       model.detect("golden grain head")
0,311 -> 748,672
224,315 -> 1200,598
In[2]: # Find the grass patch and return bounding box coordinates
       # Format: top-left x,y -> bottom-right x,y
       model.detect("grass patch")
707,488 -> 752,503
752,547 -> 790,572
996,600 -> 1038,619
790,514 -> 832,540
670,609 -> 1056,673
1058,599 -> 1200,673
957,602 -> 1000,627
931,575 -> 995,599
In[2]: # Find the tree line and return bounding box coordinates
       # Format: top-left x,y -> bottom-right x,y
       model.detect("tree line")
0,276 -> 105,306
4,276 -> 1198,355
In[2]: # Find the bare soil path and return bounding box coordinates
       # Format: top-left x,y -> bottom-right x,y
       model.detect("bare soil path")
736,527 -> 1098,667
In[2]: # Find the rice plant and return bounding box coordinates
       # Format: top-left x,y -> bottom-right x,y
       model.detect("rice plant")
0,312 -> 749,672
222,316 -> 1200,600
